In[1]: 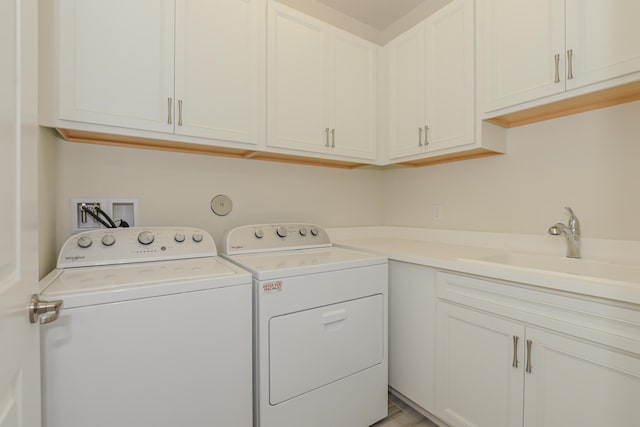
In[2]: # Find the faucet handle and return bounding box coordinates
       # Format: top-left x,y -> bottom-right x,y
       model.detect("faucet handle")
564,206 -> 580,236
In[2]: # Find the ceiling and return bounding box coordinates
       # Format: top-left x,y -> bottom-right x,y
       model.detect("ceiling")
315,0 -> 430,30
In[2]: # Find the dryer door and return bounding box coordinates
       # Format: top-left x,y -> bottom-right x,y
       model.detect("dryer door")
269,294 -> 384,405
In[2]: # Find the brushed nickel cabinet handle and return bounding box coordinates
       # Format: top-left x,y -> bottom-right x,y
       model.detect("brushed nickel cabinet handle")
418,127 -> 423,146
554,54 -> 560,83
325,128 -> 330,147
512,336 -> 519,368
424,125 -> 430,146
567,49 -> 574,80
331,128 -> 335,148
525,339 -> 533,373
178,99 -> 183,126
167,97 -> 173,125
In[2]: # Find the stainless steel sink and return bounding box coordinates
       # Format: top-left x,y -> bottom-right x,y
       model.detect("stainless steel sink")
462,252 -> 640,284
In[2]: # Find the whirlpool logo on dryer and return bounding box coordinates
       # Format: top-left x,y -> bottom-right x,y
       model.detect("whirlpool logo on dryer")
262,280 -> 283,294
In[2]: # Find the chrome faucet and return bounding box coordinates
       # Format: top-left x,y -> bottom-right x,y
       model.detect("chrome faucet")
548,207 -> 581,258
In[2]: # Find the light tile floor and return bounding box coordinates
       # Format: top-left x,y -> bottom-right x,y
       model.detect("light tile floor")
371,394 -> 438,427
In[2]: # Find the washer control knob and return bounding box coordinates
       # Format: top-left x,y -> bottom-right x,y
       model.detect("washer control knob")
192,233 -> 204,243
137,231 -> 155,245
299,227 -> 308,237
276,226 -> 288,238
255,229 -> 264,239
310,227 -> 319,237
101,234 -> 116,247
77,235 -> 93,249
174,233 -> 186,243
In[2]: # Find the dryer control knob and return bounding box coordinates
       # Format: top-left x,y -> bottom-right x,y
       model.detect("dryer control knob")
255,229 -> 264,239
192,233 -> 204,243
299,227 -> 308,236
310,227 -> 319,237
101,234 -> 116,247
77,235 -> 93,249
276,226 -> 288,238
137,231 -> 155,245
174,233 -> 186,243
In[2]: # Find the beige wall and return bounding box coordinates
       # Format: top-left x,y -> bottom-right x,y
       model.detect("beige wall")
41,101 -> 640,277
51,140 -> 384,262
381,100 -> 640,241
38,127 -> 59,278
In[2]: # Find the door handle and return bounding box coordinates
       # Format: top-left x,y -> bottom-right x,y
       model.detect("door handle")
29,294 -> 63,325
525,339 -> 533,373
512,336 -> 519,368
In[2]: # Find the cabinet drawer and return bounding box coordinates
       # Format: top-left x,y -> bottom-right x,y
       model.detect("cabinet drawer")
437,271 -> 640,355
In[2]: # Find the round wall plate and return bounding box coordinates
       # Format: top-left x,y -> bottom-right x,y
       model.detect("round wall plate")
210,194 -> 233,216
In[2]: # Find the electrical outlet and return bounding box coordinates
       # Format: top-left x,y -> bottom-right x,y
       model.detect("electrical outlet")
432,204 -> 443,220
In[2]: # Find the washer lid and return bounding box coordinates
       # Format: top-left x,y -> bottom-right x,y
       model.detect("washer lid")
40,257 -> 251,308
223,247 -> 386,281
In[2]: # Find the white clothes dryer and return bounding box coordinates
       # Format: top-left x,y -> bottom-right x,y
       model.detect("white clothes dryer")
39,227 -> 253,427
221,223 -> 388,427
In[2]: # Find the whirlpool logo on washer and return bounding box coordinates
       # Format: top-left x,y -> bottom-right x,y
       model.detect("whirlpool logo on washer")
64,255 -> 85,262
262,280 -> 283,294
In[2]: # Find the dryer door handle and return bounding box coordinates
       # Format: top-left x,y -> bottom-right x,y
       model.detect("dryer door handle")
321,308 -> 347,325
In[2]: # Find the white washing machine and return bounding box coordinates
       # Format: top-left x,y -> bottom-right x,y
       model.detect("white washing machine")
221,223 -> 388,427
39,227 -> 253,427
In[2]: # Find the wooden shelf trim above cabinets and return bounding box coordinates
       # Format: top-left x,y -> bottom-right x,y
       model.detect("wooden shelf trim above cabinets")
55,129 -> 367,169
486,80 -> 640,128
397,147 -> 503,167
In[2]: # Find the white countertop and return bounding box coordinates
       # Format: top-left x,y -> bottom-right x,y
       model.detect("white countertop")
328,227 -> 640,306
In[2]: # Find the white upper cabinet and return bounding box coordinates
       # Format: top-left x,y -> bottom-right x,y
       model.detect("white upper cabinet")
331,29 -> 377,160
59,0 -> 175,133
387,0 -> 475,160
174,0 -> 260,144
54,0 -> 261,145
565,0 -> 640,91
267,1 -> 377,160
483,0 -> 640,114
481,0 -> 564,112
267,2 -> 330,154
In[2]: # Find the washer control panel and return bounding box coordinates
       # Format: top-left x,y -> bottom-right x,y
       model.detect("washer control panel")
57,227 -> 217,268
222,223 -> 331,255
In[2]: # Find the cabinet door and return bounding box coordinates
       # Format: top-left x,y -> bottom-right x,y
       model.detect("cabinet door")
330,29 -> 377,160
59,0 -> 175,132
174,0 -> 260,145
387,23 -> 427,159
425,0 -> 475,153
482,0 -> 565,112
524,328 -> 640,427
267,2 -> 330,153
565,1 -> 640,91
388,262 -> 436,413
436,303 -> 524,427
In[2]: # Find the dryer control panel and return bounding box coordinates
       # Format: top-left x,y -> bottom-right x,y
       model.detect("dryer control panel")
222,223 -> 331,255
57,227 -> 217,268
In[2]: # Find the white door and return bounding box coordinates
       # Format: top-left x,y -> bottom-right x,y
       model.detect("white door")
482,0 -> 565,112
523,328 -> 640,427
424,0 -> 475,153
387,23 -> 427,159
267,1 -> 330,153
330,29 -> 377,160
174,0 -> 260,145
435,303 -> 524,427
565,0 -> 640,91
0,0 -> 41,426
58,0 -> 175,133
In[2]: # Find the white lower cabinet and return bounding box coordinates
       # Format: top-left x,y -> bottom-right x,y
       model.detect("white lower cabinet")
436,303 -> 524,427
435,271 -> 640,427
524,328 -> 640,427
388,261 -> 437,413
